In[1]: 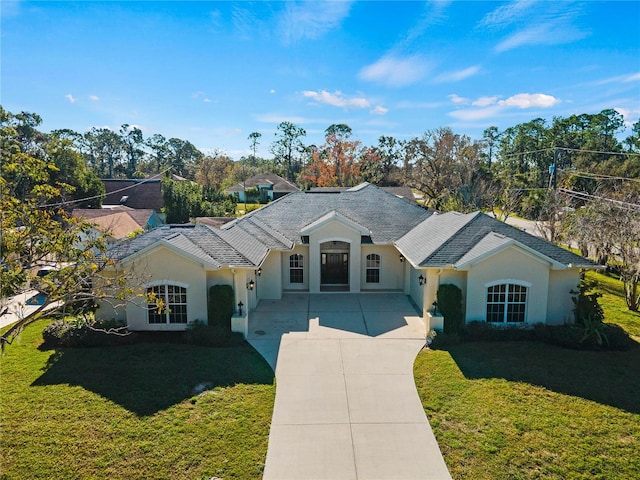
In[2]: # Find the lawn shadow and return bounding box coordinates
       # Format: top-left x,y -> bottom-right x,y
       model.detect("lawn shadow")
445,340 -> 640,414
32,341 -> 275,416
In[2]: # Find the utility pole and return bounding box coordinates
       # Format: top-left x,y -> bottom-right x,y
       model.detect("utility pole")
549,147 -> 558,190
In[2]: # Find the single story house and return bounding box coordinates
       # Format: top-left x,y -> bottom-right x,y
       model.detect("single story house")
72,206 -> 164,241
98,183 -> 597,334
224,173 -> 300,203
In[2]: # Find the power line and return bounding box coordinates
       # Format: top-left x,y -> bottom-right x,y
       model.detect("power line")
557,147 -> 640,157
558,188 -> 640,210
39,166 -> 174,209
566,171 -> 640,184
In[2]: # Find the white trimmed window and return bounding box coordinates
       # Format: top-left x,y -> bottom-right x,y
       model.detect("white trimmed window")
147,282 -> 188,324
289,254 -> 304,284
365,254 -> 380,283
486,281 -> 529,323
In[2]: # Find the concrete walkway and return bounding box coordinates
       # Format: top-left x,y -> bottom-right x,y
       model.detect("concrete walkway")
248,294 -> 452,480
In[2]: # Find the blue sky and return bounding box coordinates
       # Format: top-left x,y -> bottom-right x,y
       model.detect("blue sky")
3,1 -> 639,159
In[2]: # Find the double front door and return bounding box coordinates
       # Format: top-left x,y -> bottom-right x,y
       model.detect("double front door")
321,253 -> 349,285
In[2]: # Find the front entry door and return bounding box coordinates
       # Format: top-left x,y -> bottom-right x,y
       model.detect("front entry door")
321,253 -> 349,284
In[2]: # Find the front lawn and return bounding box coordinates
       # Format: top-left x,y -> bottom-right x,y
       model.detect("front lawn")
0,321 -> 275,480
586,270 -> 640,338
415,272 -> 640,479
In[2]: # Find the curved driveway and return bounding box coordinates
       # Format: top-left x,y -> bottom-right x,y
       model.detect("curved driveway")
248,293 -> 451,480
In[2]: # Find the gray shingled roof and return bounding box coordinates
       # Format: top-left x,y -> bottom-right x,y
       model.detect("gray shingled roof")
106,224 -> 267,268
225,173 -> 300,193
396,211 -> 598,269
224,183 -> 433,245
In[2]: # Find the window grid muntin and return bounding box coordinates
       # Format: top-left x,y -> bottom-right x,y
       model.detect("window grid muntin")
487,283 -> 527,323
147,284 -> 188,324
289,254 -> 304,284
365,254 -> 380,283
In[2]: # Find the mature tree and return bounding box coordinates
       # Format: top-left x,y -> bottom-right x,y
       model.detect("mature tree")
82,127 -> 124,178
360,135 -> 404,186
145,133 -> 169,173
162,179 -> 236,223
270,122 -> 306,182
482,126 -> 500,167
195,152 -> 235,190
119,124 -> 145,177
404,127 -> 483,210
0,111 -> 118,347
165,138 -> 203,179
46,133 -> 105,208
303,123 -> 361,187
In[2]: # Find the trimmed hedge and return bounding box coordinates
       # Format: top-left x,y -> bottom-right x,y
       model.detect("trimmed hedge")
208,284 -> 235,328
437,284 -> 464,335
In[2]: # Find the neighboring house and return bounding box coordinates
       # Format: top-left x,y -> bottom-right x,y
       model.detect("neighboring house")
224,173 -> 299,203
309,185 -> 417,203
102,177 -> 164,210
72,207 -> 165,241
98,183 -> 598,333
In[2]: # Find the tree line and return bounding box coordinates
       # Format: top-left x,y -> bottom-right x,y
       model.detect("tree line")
2,105 -> 639,310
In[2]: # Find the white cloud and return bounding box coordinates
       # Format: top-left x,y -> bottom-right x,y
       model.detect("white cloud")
448,94 -> 469,105
594,72 -> 640,85
203,98 -> 212,103
434,65 -> 480,83
472,96 -> 498,107
448,92 -> 560,121
498,93 -> 559,108
449,105 -> 502,121
371,105 -> 388,115
279,1 -> 352,44
270,89 -> 276,94
495,22 -> 587,52
89,95 -> 99,101
479,0 -> 537,29
480,2 -> 589,53
303,90 -> 370,109
65,93 -> 76,103
359,55 -> 430,88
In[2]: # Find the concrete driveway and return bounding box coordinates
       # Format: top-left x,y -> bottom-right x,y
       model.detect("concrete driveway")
248,293 -> 452,480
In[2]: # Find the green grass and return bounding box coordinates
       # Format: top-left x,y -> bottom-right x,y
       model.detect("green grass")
415,273 -> 640,479
586,270 -> 640,338
0,321 -> 275,480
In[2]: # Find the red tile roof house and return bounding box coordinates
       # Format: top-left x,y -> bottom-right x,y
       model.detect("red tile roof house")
224,173 -> 300,203
97,183 -> 597,335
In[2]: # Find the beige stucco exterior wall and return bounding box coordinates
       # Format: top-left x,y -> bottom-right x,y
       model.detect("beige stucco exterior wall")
360,245 -> 404,290
547,269 -> 581,325
408,263 -> 424,312
465,246 -> 551,324
307,220 -> 362,293
281,245 -> 309,292
259,250 -> 283,299
121,246 -> 208,331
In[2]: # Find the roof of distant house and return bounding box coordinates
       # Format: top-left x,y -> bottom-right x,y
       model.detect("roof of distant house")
225,173 -> 300,193
309,185 -> 416,203
73,206 -> 157,229
101,178 -> 163,210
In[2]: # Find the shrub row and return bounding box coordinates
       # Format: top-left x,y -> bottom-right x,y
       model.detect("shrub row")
42,319 -> 245,348
430,321 -> 634,351
42,319 -> 136,348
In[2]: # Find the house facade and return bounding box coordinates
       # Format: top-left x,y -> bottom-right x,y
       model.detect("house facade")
224,173 -> 300,203
98,184 -> 597,334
